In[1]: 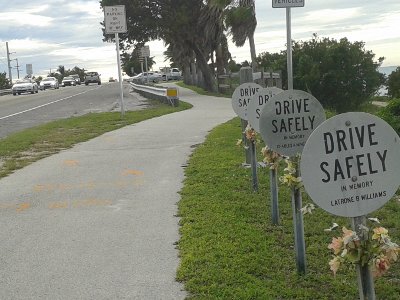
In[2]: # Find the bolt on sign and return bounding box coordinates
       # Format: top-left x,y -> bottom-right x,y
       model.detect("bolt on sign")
300,112 -> 400,217
104,5 -> 127,34
259,89 -> 326,157
231,83 -> 263,120
247,87 -> 283,133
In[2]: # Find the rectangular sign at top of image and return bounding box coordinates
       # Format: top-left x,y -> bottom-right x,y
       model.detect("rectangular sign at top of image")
272,0 -> 305,8
104,5 -> 127,34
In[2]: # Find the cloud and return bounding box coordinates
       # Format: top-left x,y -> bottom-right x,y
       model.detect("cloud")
0,11 -> 53,27
1,0 -> 400,80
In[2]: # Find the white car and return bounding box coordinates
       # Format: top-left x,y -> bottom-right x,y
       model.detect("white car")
12,78 -> 39,95
132,72 -> 162,84
40,77 -> 59,90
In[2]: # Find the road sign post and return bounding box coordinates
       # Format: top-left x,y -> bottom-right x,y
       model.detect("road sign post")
140,46 -> 150,84
231,79 -> 262,191
259,88 -> 325,274
271,1 -> 307,273
248,87 -> 283,223
104,5 -> 127,116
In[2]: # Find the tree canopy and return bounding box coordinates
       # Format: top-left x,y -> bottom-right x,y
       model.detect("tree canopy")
258,35 -> 385,113
387,67 -> 400,98
0,72 -> 11,89
99,0 -> 257,91
48,66 -> 87,83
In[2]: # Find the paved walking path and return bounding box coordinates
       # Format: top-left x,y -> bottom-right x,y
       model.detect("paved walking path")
0,85 -> 235,299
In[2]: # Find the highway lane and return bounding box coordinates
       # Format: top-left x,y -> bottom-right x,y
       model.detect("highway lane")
0,83 -> 131,139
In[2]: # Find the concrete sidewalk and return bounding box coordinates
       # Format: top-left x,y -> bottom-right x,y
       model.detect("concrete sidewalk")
0,85 -> 235,299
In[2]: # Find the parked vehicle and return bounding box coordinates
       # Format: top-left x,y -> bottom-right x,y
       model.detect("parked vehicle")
84,72 -> 101,85
61,76 -> 77,87
161,68 -> 182,81
132,72 -> 161,84
39,77 -> 59,90
70,74 -> 81,85
12,78 -> 39,95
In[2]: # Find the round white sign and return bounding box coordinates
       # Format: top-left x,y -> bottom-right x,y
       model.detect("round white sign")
301,112 -> 400,217
231,83 -> 262,120
259,89 -> 326,157
247,87 -> 283,133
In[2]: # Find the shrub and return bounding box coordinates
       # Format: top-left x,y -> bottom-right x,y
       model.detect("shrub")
377,98 -> 400,135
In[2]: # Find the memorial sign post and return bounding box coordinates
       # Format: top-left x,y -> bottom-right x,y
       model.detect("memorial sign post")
232,82 -> 262,191
248,87 -> 283,223
259,89 -> 325,274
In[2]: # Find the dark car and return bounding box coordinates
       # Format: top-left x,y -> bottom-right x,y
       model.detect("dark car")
61,76 -> 77,87
84,72 -> 101,85
70,74 -> 81,85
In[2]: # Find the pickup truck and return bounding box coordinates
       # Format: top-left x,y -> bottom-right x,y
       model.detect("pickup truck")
162,68 -> 182,81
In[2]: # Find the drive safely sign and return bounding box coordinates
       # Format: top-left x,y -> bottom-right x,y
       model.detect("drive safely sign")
301,112 -> 400,217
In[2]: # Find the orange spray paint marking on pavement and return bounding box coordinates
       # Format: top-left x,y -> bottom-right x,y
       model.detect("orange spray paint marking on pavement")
122,169 -> 144,176
16,203 -> 31,212
63,160 -> 79,166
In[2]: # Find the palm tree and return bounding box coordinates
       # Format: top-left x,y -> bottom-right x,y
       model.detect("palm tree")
225,0 -> 258,71
57,65 -> 65,76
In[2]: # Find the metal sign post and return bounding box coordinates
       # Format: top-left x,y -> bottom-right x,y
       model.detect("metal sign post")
104,5 -> 127,116
259,89 -> 325,275
231,80 -> 262,191
140,46 -> 150,84
248,87 -> 283,222
352,216 -> 376,300
272,0 -> 306,274
115,33 -> 125,115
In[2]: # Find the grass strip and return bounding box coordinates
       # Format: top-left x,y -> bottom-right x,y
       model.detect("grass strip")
177,117 -> 400,299
0,100 -> 192,178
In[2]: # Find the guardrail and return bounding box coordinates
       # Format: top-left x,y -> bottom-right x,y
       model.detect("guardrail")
129,82 -> 179,107
0,89 -> 12,96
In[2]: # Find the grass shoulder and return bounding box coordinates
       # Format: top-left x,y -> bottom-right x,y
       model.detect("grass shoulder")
177,117 -> 400,299
0,100 -> 192,178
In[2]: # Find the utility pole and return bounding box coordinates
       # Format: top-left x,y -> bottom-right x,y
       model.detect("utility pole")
6,42 -> 12,84
14,58 -> 20,79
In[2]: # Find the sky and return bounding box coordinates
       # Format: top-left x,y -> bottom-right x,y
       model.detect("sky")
0,0 -> 399,82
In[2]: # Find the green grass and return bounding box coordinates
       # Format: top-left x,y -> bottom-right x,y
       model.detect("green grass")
176,82 -> 229,98
0,100 -> 192,178
177,117 -> 400,299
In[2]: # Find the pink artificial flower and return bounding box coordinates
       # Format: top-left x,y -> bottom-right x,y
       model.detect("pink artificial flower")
328,237 -> 343,255
372,255 -> 390,277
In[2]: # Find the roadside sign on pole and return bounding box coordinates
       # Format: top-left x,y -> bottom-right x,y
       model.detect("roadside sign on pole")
26,64 -> 33,76
259,89 -> 325,157
140,46 -> 150,58
247,87 -> 283,133
231,83 -> 262,120
301,112 -> 400,217
272,0 -> 304,8
104,6 -> 126,115
104,6 -> 127,34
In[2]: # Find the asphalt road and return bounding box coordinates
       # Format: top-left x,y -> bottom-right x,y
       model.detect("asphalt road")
0,83 -> 136,139
0,84 -> 235,299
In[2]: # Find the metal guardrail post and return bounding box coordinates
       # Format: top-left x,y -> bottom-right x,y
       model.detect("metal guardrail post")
0,89 -> 12,96
129,83 -> 179,107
